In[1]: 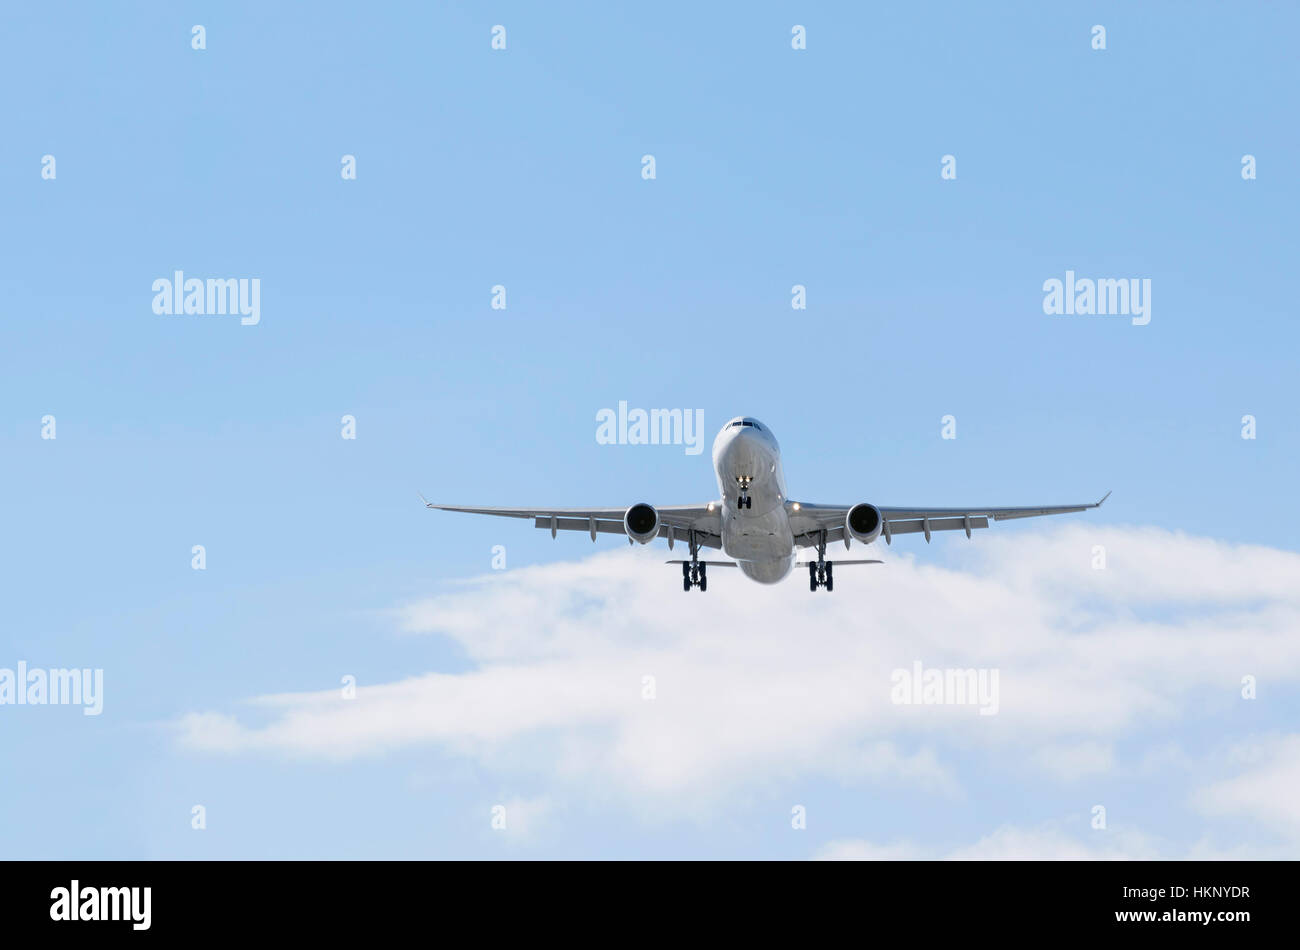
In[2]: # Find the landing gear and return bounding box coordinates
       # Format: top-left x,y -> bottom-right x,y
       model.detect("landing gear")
682,532 -> 707,591
808,530 -> 834,591
682,561 -> 706,590
735,475 -> 753,509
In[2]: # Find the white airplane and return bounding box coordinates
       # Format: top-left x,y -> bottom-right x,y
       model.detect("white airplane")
424,416 -> 1109,592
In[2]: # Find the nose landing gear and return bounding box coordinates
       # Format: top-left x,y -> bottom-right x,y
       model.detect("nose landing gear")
735,475 -> 753,509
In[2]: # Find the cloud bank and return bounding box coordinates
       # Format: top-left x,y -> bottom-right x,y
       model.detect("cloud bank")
175,524 -> 1300,853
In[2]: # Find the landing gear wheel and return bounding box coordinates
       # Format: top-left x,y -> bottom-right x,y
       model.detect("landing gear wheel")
809,559 -> 834,591
683,558 -> 707,591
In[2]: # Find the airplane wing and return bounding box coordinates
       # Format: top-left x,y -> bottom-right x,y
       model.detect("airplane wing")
788,492 -> 1110,548
421,499 -> 725,549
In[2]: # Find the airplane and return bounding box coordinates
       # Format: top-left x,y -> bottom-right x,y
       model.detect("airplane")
423,416 -> 1109,592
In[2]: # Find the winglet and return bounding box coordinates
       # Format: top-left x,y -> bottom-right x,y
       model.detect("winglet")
418,492 -> 433,509
1096,490 -> 1111,507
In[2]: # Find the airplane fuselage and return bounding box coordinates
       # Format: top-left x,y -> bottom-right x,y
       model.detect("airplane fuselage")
712,418 -> 796,583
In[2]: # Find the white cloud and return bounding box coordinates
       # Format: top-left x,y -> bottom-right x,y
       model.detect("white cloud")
946,824 -> 1161,860
1192,734 -> 1300,836
175,525 -> 1300,831
818,822 -> 1164,861
491,796 -> 552,839
1035,740 -> 1115,781
817,839 -> 924,861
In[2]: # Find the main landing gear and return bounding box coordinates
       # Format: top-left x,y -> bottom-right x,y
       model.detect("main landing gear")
808,530 -> 833,591
682,531 -> 706,591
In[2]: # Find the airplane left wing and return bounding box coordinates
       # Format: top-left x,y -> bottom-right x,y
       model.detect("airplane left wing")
421,499 -> 725,549
789,492 -> 1110,548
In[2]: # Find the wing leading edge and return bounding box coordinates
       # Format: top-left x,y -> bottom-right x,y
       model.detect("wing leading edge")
789,492 -> 1110,548
421,497 -> 725,549
422,491 -> 1109,551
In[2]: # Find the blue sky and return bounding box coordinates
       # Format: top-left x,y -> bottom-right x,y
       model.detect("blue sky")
2,1 -> 1298,859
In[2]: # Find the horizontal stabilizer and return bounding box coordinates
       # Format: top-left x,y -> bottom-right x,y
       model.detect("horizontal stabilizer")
796,559 -> 884,566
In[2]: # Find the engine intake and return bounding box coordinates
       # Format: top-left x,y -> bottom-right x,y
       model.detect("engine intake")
624,503 -> 660,544
845,503 -> 883,545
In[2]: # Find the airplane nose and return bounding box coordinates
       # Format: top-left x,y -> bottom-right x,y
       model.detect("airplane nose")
721,428 -> 766,475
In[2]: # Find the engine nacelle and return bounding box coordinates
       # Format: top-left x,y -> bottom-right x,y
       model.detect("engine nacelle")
624,503 -> 660,544
845,503 -> 883,545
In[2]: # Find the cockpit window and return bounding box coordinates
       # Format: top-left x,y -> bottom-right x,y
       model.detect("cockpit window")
729,420 -> 762,431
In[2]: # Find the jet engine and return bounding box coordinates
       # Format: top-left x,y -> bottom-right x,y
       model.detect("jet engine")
624,503 -> 660,544
845,503 -> 883,545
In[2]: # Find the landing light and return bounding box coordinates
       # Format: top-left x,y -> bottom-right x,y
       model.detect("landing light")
791,502 -> 800,511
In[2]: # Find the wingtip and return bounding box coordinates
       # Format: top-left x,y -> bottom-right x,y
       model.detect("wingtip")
1097,490 -> 1112,507
418,491 -> 433,508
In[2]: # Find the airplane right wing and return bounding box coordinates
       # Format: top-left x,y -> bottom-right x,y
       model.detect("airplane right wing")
422,499 -> 726,549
